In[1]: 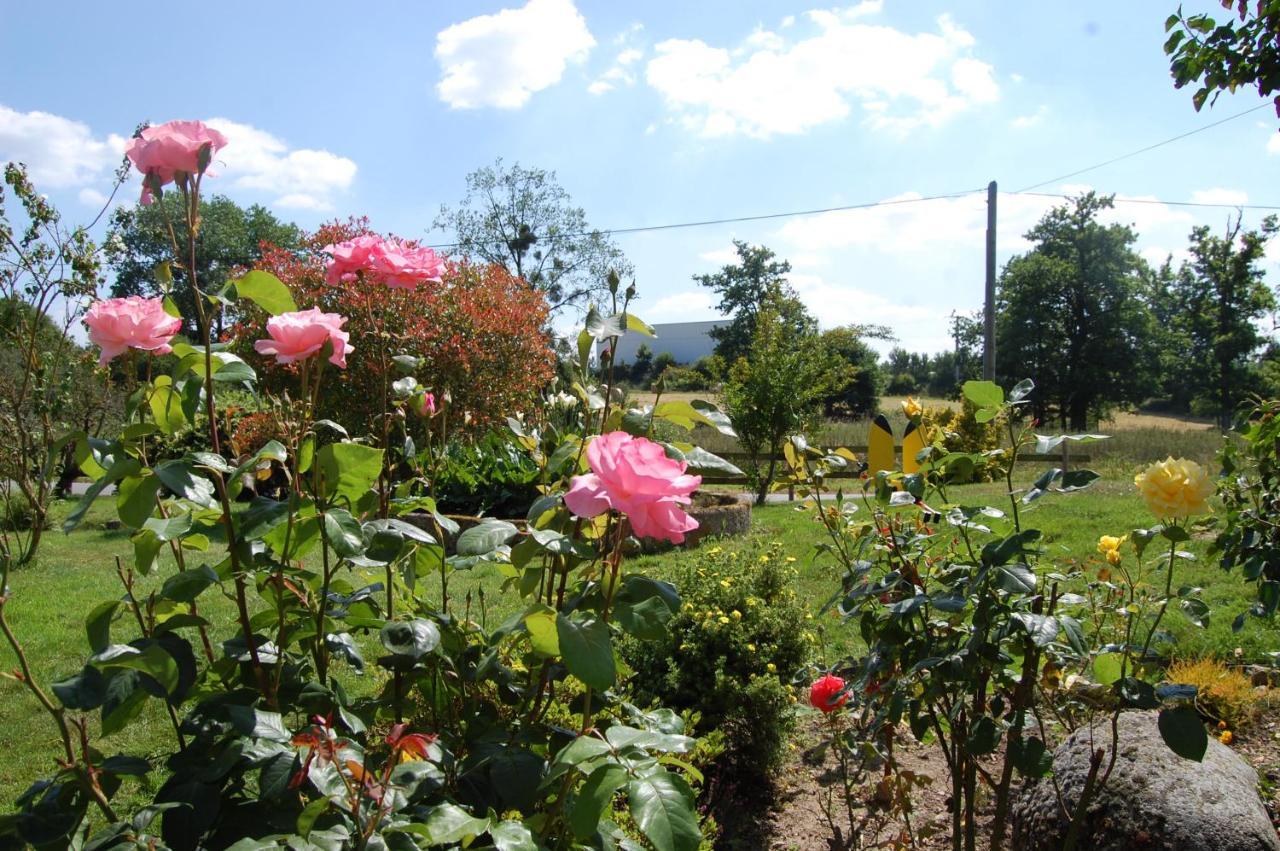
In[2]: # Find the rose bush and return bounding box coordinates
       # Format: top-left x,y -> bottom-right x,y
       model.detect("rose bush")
0,119 -> 751,851
230,219 -> 555,436
82,295 -> 182,364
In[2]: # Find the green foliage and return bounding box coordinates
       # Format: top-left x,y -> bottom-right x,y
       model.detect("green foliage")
925,398 -> 1002,482
820,326 -> 883,418
1215,399 -> 1280,622
723,296 -> 846,501
693,240 -> 812,365
622,541 -> 812,780
105,193 -> 298,338
629,343 -> 654,386
996,192 -> 1157,428
434,158 -> 632,314
657,366 -> 712,392
648,351 -> 678,387
430,431 -> 543,517
1165,2 -> 1280,118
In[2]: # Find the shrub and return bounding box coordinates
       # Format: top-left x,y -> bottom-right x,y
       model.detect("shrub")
431,430 -> 542,516
659,366 -> 711,392
1166,657 -> 1261,728
925,398 -> 1002,481
648,351 -> 678,386
885,371 -> 917,395
623,540 -> 813,781
0,490 -> 48,532
231,219 -> 556,438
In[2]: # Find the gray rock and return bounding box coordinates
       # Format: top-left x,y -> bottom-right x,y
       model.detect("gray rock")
1012,711 -> 1279,851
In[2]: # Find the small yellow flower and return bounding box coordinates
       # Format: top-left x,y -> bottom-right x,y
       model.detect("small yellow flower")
1134,457 -> 1214,519
785,556 -> 797,563
679,643 -> 690,651
720,579 -> 732,589
759,554 -> 770,563
1218,720 -> 1229,730
707,546 -> 722,555
805,613 -> 814,620
718,616 -> 730,624
766,663 -> 777,673
1097,535 -> 1127,566
731,610 -> 742,620
747,643 -> 757,651
1220,730 -> 1234,745
901,396 -> 923,419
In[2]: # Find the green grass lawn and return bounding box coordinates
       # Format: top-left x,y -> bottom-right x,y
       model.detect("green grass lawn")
3,470 -> 1274,808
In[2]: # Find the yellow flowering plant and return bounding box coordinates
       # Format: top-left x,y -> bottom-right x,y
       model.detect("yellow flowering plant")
1134,457 -> 1214,519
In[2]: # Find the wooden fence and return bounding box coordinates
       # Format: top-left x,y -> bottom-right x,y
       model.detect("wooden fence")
702,446 -> 1089,498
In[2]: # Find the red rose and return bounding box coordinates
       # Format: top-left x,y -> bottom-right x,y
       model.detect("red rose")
809,674 -> 848,714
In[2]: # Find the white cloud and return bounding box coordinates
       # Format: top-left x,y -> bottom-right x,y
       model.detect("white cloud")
435,0 -> 595,109
0,105 -> 126,188
644,7 -> 998,139
205,118 -> 356,210
77,187 -> 108,207
787,271 -> 948,352
1011,104 -> 1048,129
1268,132 -> 1280,155
617,48 -> 643,66
697,246 -> 740,265
643,290 -> 717,322
1190,188 -> 1249,206
590,29 -> 646,95
0,105 -> 357,212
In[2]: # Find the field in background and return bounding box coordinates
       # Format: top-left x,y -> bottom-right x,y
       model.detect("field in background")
629,390 -> 1224,470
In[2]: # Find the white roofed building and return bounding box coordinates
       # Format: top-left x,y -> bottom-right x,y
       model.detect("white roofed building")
611,320 -> 727,366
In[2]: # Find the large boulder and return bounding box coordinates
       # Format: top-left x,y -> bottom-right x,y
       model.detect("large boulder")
1012,711 -> 1279,851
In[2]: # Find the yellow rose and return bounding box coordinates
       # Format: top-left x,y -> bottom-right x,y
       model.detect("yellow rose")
1097,534 -> 1127,565
901,396 -> 923,419
1134,457 -> 1214,519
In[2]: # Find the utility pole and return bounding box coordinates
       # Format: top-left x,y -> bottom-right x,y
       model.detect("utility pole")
983,180 -> 997,381
950,310 -> 961,386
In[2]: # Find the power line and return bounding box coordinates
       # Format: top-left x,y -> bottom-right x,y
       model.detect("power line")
1014,102 -> 1273,193
424,189 -> 985,250
1009,190 -> 1280,212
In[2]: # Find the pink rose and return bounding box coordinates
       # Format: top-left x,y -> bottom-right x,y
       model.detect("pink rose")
124,120 -> 228,205
369,240 -> 445,290
563,431 -> 701,544
83,296 -> 182,365
254,308 -> 353,368
322,235 -> 382,285
414,392 -> 437,418
322,236 -> 444,289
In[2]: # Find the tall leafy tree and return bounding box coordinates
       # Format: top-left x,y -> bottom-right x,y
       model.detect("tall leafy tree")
1171,214 -> 1278,422
723,292 -> 847,502
820,325 -> 887,418
996,193 -> 1157,429
435,159 -> 632,315
694,240 -> 812,365
106,194 -> 298,337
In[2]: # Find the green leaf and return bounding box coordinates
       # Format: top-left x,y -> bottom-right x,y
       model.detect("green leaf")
1033,433 -> 1109,454
316,442 -> 384,506
584,306 -> 626,339
572,764 -> 628,839
627,769 -> 700,851
419,803 -> 491,845
524,607 -> 560,657
65,456 -> 140,532
148,379 -> 187,435
258,751 -> 298,802
323,509 -> 364,558
379,619 -> 440,660
1093,652 -> 1124,686
227,706 -> 292,742
667,445 -> 743,476
962,380 -> 1004,410
993,563 -> 1037,595
116,473 -> 161,529
1158,705 -> 1208,762
456,519 -> 519,557
557,614 -> 615,691
622,312 -> 656,337
210,358 -> 256,384
1013,613 -> 1058,647
159,565 -> 220,603
490,819 -> 538,851
93,644 -> 179,694
155,460 -> 217,508
53,665 -> 107,710
967,715 -> 999,755
233,270 -> 297,315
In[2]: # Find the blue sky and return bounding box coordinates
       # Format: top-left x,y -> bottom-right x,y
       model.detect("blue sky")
3,0 -> 1278,353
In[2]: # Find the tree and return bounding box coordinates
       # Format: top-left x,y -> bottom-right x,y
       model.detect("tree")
996,193 -> 1157,429
106,194 -> 298,338
648,351 -> 678,388
1170,214 -> 1278,422
820,325 -> 885,418
435,159 -> 632,316
723,294 -> 847,502
694,240 -> 813,365
1165,1 -> 1280,120
629,343 -> 653,386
